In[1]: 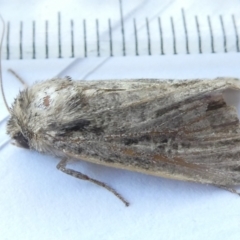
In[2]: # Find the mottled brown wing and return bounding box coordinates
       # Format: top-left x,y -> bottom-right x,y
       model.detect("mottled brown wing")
54,78 -> 240,186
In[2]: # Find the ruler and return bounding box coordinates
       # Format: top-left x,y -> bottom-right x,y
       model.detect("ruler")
2,9 -> 240,60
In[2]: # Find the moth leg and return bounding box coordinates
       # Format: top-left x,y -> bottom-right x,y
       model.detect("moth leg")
56,158 -> 129,207
215,185 -> 240,196
8,69 -> 28,87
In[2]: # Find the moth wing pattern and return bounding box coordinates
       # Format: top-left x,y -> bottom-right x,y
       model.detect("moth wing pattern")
38,78 -> 240,187
7,77 -> 240,190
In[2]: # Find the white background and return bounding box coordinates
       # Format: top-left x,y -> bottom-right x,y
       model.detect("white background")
1,1 -> 240,240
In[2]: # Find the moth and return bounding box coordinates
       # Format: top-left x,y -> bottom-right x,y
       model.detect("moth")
3,76 -> 240,206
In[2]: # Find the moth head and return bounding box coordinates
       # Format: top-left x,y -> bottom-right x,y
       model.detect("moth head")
6,90 -> 32,149
7,127 -> 30,149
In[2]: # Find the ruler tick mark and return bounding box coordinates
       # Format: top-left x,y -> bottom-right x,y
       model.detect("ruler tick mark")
220,15 -> 227,53
158,17 -> 164,55
19,21 -> 23,59
182,9 -> 189,54
70,20 -> 75,58
207,16 -> 215,53
170,17 -> 177,55
133,18 -> 139,56
83,19 -> 87,58
146,18 -> 151,56
119,0 -> 126,56
32,21 -> 36,59
232,15 -> 239,52
58,12 -> 62,58
96,19 -> 100,57
195,16 -> 202,54
45,20 -> 49,59
108,19 -> 113,57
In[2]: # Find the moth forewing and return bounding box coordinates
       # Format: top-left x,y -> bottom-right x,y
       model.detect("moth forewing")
61,78 -> 240,187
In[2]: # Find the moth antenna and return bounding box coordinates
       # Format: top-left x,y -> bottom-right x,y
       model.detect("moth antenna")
8,69 -> 28,88
0,15 -> 10,113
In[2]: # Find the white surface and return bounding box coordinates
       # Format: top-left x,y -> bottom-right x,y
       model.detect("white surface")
1,53 -> 240,240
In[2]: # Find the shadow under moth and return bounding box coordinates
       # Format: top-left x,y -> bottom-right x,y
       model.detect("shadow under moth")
3,76 -> 240,206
